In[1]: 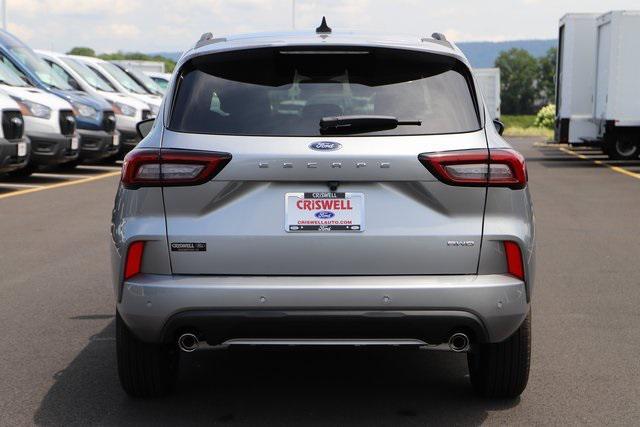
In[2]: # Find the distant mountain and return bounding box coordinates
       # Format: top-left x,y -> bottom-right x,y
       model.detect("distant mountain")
458,39 -> 557,68
151,39 -> 558,69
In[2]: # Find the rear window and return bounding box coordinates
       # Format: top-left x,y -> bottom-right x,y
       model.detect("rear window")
169,47 -> 481,136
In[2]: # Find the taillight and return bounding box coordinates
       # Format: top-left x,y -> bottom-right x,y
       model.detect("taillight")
418,149 -> 527,189
124,241 -> 145,280
504,241 -> 525,280
121,149 -> 232,189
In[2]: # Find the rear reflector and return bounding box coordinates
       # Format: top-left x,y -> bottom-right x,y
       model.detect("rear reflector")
419,149 -> 527,189
504,241 -> 525,280
121,149 -> 232,189
124,241 -> 145,280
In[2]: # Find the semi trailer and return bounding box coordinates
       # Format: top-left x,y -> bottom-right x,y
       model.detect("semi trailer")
473,68 -> 501,119
593,11 -> 640,159
555,13 -> 599,145
555,10 -> 640,160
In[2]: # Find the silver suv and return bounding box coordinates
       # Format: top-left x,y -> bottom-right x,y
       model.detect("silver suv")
111,22 -> 534,398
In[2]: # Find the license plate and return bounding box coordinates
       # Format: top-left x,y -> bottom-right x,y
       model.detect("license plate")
112,134 -> 120,147
285,192 -> 365,232
17,142 -> 27,157
70,137 -> 79,150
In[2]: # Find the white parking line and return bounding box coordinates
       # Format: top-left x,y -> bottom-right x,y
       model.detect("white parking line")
77,165 -> 121,171
0,182 -> 44,189
0,171 -> 120,200
558,147 -> 640,180
32,173 -> 86,180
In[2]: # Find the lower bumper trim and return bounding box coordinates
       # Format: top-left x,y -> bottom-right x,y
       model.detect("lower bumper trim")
118,273 -> 529,344
222,338 -> 428,346
159,309 -> 488,346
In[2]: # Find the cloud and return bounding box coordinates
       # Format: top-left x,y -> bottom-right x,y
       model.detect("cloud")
95,23 -> 142,39
7,22 -> 34,42
6,0 -> 640,53
14,0 -> 139,16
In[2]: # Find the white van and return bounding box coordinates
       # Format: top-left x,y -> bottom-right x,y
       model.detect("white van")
69,55 -> 162,117
0,91 -> 29,174
37,50 -> 151,155
0,60 -> 78,175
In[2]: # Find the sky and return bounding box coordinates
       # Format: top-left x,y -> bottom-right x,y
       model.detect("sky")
6,0 -> 640,54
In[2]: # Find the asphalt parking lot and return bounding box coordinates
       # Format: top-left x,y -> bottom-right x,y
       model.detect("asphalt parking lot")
1,137 -> 639,426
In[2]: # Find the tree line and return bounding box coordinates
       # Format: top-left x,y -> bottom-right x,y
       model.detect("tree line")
495,47 -> 557,115
67,47 -> 176,72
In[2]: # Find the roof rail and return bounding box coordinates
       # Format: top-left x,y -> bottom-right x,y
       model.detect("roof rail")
194,32 -> 227,49
421,32 -> 451,48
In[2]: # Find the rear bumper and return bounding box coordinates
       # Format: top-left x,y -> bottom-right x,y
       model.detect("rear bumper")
118,274 -> 529,345
78,129 -> 120,160
28,132 -> 79,165
0,137 -> 30,173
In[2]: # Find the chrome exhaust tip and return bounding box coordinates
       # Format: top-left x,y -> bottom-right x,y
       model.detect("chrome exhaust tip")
178,333 -> 199,352
448,333 -> 470,352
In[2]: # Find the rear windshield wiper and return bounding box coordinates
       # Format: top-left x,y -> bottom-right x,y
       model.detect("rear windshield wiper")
320,115 -> 421,134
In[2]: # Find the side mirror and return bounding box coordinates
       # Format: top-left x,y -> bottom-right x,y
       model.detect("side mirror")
136,118 -> 155,139
493,118 -> 505,136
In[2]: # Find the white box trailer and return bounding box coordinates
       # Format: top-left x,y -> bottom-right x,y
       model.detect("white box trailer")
593,11 -> 640,159
109,60 -> 165,73
473,68 -> 501,119
554,13 -> 599,144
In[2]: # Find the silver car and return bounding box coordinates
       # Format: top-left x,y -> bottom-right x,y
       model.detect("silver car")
111,23 -> 535,398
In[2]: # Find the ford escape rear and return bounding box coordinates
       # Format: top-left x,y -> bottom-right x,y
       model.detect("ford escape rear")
111,26 -> 535,399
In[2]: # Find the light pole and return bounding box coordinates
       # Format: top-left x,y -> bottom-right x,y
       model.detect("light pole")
292,0 -> 295,29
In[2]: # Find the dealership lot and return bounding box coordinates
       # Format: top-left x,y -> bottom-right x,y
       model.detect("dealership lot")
0,162 -> 121,199
0,137 -> 639,425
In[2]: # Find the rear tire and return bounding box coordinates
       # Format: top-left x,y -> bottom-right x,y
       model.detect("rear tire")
607,134 -> 639,160
467,313 -> 531,398
116,311 -> 179,397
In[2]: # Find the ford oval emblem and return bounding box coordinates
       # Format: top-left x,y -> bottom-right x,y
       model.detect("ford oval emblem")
315,211 -> 335,219
309,141 -> 342,151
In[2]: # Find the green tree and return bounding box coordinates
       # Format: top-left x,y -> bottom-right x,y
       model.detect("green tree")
495,48 -> 538,114
66,47 -> 96,57
537,47 -> 557,105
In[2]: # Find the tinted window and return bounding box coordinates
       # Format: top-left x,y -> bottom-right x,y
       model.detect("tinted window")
62,57 -> 115,92
0,55 -> 28,86
100,62 -> 147,94
151,76 -> 169,89
0,31 -> 72,90
123,67 -> 164,95
169,47 -> 480,136
86,64 -> 118,91
45,59 -> 81,90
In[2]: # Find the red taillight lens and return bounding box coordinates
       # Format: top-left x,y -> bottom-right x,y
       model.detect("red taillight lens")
121,149 -> 232,189
418,149 -> 527,189
504,241 -> 525,280
124,241 -> 145,280
489,149 -> 527,188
